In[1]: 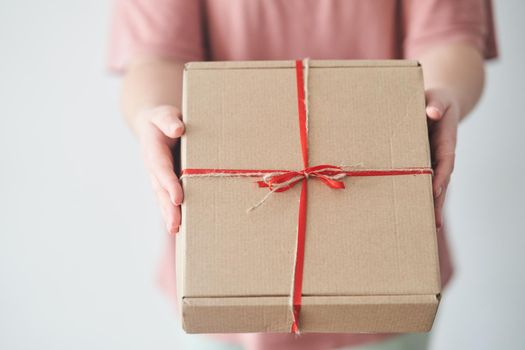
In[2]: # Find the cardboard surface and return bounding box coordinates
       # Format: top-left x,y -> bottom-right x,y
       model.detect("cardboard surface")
183,295 -> 439,333
178,60 -> 441,333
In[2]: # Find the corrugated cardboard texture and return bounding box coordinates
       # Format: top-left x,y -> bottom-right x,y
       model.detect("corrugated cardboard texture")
178,60 -> 441,333
183,295 -> 438,333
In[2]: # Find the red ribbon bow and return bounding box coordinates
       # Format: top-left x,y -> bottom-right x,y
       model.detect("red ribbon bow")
257,164 -> 347,192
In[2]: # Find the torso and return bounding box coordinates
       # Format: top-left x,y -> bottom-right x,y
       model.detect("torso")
204,0 -> 401,60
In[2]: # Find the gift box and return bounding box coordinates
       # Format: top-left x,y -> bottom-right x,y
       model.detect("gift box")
177,60 -> 441,334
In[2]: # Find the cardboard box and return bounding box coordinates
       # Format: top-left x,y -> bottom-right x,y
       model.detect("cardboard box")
178,60 -> 441,333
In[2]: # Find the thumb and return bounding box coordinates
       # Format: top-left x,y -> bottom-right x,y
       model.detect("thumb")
425,90 -> 447,121
149,105 -> 185,139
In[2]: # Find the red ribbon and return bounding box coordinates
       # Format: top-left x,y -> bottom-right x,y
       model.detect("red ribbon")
181,60 -> 432,333
291,60 -> 309,333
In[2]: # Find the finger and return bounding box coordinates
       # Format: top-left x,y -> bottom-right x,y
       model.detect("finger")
425,90 -> 447,121
431,123 -> 455,229
159,189 -> 181,235
431,108 -> 458,197
149,105 -> 185,139
433,181 -> 448,230
433,154 -> 454,198
431,129 -> 456,197
150,175 -> 167,220
142,128 -> 184,205
151,175 -> 181,234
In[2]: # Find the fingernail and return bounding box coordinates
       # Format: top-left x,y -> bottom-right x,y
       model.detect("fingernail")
435,186 -> 443,197
167,223 -> 178,235
427,106 -> 441,118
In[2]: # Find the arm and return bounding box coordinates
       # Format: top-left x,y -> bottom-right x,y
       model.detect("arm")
121,57 -> 186,234
417,43 -> 485,229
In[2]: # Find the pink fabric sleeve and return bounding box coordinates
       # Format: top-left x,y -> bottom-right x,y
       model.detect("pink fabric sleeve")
402,0 -> 498,59
108,0 -> 205,72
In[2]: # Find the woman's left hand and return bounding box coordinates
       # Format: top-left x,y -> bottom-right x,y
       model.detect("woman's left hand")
425,88 -> 461,231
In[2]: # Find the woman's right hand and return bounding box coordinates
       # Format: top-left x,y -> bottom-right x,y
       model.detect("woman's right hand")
133,105 -> 185,234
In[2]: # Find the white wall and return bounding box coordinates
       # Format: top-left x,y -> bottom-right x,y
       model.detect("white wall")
431,2 -> 525,349
0,1 -> 523,349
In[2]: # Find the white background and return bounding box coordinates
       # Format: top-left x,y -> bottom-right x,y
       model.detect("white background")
1,1 -> 523,349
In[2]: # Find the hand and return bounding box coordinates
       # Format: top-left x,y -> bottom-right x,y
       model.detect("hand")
425,89 -> 460,231
134,105 -> 185,234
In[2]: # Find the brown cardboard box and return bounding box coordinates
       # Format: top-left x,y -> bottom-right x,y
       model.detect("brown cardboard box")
178,60 -> 441,334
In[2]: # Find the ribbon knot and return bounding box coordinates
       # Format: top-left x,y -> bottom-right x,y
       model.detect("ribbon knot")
301,169 -> 309,179
257,164 -> 348,192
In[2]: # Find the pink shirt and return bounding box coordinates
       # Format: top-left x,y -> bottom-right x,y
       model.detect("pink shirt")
109,1 -> 497,349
